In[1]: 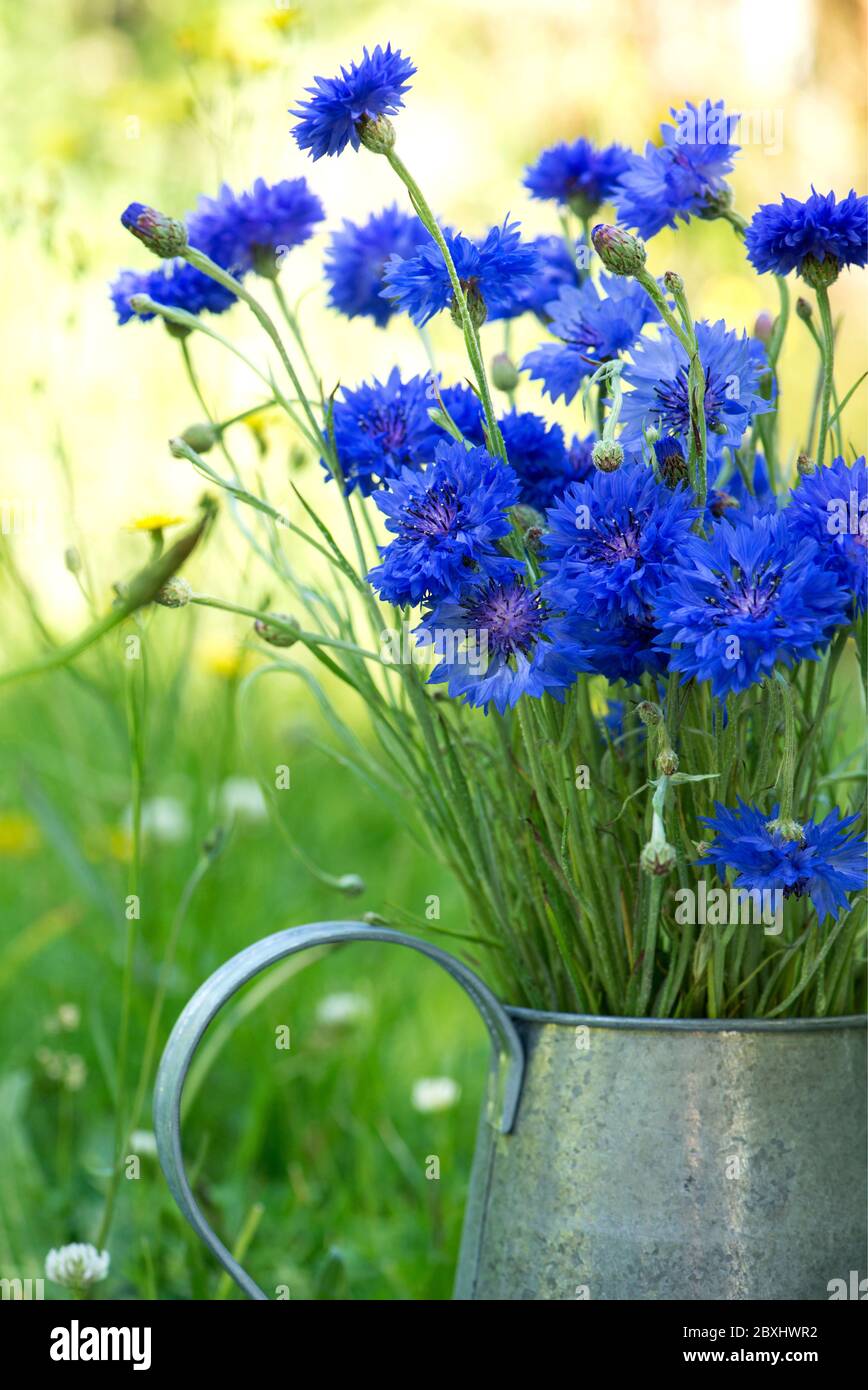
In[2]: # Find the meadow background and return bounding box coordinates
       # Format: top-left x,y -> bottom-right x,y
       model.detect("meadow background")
1,0 -> 866,1299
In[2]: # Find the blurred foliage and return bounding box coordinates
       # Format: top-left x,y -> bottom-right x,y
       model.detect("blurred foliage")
0,642 -> 486,1299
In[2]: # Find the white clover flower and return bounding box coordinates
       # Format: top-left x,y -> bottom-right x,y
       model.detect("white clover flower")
45,1243 -> 110,1291
411,1076 -> 461,1113
129,1129 -> 158,1157
57,1003 -> 81,1032
37,1048 -> 87,1091
315,992 -> 371,1027
218,776 -> 268,824
121,796 -> 191,845
63,1055 -> 87,1092
36,1047 -> 64,1081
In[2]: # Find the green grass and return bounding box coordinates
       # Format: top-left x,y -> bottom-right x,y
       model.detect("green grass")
0,646 -> 488,1300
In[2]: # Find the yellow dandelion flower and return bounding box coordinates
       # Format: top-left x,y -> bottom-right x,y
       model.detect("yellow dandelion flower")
34,124 -> 87,165
244,407 -> 275,439
82,825 -> 131,863
174,25 -> 220,59
214,44 -> 275,74
125,514 -> 186,533
265,6 -> 302,34
0,813 -> 40,857
198,637 -> 249,681
588,678 -> 610,719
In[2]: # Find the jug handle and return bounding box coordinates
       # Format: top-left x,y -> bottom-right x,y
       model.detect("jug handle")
153,921 -> 525,1300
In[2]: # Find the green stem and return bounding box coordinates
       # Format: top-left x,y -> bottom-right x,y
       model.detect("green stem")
634,269 -> 692,351
773,671 -> 797,824
271,280 -> 320,388
189,594 -> 386,663
141,295 -> 320,452
636,269 -> 707,510
126,845 -> 219,1141
0,505 -> 214,689
815,283 -> 836,468
218,399 -> 281,431
794,629 -> 849,800
636,876 -> 663,1016
182,246 -> 323,452
384,148 -> 506,463
170,436 -> 290,527
95,627 -> 145,1249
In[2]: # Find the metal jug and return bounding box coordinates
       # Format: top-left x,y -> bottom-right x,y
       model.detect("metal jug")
154,922 -> 867,1300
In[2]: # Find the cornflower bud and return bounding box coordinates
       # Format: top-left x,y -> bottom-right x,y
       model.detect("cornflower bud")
121,203 -> 188,258
491,352 -> 520,393
254,613 -> 299,648
592,439 -> 623,473
591,223 -> 647,277
155,577 -> 193,608
181,422 -> 218,454
357,114 -> 396,155
636,701 -> 662,727
656,747 -> 679,777
753,311 -> 774,344
640,839 -> 677,876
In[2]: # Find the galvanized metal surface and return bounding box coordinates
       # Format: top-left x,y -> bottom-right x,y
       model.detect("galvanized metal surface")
153,922 -> 524,1300
154,921 -> 866,1302
455,1011 -> 867,1301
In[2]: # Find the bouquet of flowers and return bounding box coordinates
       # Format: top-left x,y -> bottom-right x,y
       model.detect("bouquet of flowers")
82,46 -> 868,1015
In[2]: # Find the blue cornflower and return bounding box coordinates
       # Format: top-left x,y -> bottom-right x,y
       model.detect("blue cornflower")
427,392 -> 591,511
619,319 -> 772,457
382,219 -> 540,326
516,235 -> 584,317
436,383 -> 485,442
653,511 -> 851,698
418,574 -> 580,714
324,205 -> 429,326
290,44 -> 415,160
497,411 -> 573,512
600,698 -> 626,740
650,441 -> 774,528
109,261 -> 236,325
744,189 -> 868,282
543,462 -> 698,626
599,698 -> 649,747
110,268 -> 156,325
366,441 -> 520,606
562,612 -> 665,686
615,100 -> 740,239
522,274 -> 660,404
523,138 -> 631,216
699,800 -> 866,923
651,436 -> 691,487
186,178 -> 324,277
787,455 -> 867,612
566,433 -> 596,485
708,453 -> 776,524
327,368 -> 439,495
